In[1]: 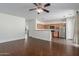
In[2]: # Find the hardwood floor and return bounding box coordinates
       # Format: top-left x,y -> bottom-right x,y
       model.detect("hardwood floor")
0,37 -> 79,56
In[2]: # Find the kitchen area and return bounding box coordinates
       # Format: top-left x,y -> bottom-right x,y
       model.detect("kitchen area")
36,21 -> 66,40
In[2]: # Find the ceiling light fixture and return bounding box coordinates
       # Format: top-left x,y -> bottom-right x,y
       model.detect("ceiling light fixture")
36,8 -> 43,13
29,3 -> 50,14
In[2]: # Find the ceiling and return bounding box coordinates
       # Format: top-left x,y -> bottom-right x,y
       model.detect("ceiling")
0,3 -> 79,21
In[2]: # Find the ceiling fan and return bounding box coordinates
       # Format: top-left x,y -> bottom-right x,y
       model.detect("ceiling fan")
29,3 -> 51,14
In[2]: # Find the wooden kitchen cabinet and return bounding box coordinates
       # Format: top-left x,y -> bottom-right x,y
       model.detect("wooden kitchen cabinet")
37,24 -> 50,29
37,24 -> 45,29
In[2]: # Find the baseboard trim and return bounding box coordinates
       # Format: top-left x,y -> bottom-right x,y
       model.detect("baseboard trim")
0,37 -> 25,43
29,36 -> 50,42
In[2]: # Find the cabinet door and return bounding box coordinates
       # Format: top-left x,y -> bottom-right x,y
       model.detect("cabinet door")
53,31 -> 59,38
50,26 -> 54,29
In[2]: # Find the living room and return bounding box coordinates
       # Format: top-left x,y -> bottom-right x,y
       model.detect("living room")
0,3 -> 79,56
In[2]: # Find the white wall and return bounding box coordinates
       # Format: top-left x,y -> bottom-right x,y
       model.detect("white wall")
0,13 -> 25,43
28,19 -> 51,41
29,30 -> 51,41
66,17 -> 75,40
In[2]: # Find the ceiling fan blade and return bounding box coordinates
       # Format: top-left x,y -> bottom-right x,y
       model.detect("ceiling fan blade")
44,3 -> 50,7
29,8 -> 36,11
42,8 -> 49,13
33,3 -> 38,6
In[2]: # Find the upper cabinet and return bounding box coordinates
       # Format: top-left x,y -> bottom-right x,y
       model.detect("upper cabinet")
36,23 -> 65,30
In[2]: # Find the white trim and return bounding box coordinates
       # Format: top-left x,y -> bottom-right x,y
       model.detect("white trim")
29,36 -> 51,41
29,36 -> 50,42
0,37 -> 24,43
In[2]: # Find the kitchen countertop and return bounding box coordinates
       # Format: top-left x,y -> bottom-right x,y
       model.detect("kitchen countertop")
36,29 -> 59,31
